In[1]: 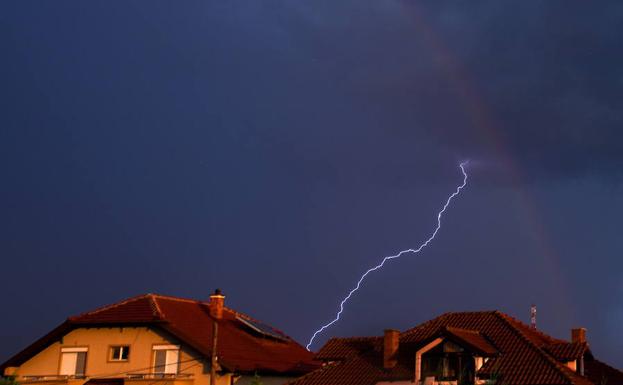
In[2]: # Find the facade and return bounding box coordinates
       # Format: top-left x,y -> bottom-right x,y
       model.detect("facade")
1,292 -> 318,385
290,311 -> 623,385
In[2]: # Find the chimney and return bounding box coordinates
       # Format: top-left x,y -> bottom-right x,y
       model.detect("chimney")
571,328 -> 587,376
209,289 -> 225,319
571,327 -> 587,344
383,329 -> 399,369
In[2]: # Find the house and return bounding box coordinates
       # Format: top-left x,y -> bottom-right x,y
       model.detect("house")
289,311 -> 623,385
0,291 -> 318,385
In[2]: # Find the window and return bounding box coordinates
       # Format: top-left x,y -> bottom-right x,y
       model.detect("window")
153,345 -> 180,376
110,346 -> 130,361
421,342 -> 474,385
59,347 -> 88,377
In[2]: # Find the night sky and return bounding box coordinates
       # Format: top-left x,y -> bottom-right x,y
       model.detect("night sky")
1,1 -> 623,368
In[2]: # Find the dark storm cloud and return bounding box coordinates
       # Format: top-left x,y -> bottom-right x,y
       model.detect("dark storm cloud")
276,0 -> 623,181
1,0 -> 623,370
416,1 -> 623,180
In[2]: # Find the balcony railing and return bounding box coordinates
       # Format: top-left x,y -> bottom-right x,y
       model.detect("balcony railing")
20,375 -> 83,382
125,374 -> 193,380
19,374 -> 193,382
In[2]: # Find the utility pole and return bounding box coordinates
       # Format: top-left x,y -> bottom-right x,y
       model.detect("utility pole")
209,289 -> 225,385
211,318 -> 218,385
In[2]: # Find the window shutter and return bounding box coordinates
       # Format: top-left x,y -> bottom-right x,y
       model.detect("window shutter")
165,350 -> 179,374
60,353 -> 77,376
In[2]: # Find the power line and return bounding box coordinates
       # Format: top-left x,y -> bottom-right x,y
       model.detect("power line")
140,361 -> 204,385
88,357 -> 204,380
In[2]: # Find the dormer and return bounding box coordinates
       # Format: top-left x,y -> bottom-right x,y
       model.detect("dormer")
415,327 -> 498,385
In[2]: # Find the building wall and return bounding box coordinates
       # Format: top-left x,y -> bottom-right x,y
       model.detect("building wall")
11,327 -> 233,385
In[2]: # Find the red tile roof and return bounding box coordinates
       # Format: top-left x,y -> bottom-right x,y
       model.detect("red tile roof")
543,342 -> 589,362
584,359 -> 623,385
289,356 -> 384,385
314,337 -> 382,361
403,311 -> 593,385
443,326 -> 498,356
1,293 -> 318,376
289,311 -> 618,385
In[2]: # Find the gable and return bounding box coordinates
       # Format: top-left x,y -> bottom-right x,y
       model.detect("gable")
2,293 -> 317,377
294,311 -> 606,385
13,326 -> 196,378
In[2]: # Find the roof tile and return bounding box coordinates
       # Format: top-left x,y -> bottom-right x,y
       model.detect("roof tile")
292,311 -> 610,385
3,294 -> 318,376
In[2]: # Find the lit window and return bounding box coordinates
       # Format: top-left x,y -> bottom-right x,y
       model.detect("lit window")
59,347 -> 88,377
153,345 -> 180,375
110,346 -> 130,361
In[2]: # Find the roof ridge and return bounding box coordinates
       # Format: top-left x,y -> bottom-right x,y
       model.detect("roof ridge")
494,311 -> 579,385
401,311 -> 498,337
401,311 -> 452,337
148,294 -> 165,319
445,326 -> 482,334
327,336 -> 383,342
69,293 -> 151,320
150,293 -> 203,303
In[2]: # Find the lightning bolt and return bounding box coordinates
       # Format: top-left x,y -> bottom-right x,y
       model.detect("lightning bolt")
306,161 -> 469,350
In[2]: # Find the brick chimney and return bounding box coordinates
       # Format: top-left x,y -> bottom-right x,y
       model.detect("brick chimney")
209,289 -> 225,319
383,329 -> 399,369
571,327 -> 586,343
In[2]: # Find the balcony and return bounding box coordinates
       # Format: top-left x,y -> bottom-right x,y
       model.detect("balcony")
124,373 -> 194,385
18,375 -> 77,385
17,373 -> 194,385
125,374 -> 193,380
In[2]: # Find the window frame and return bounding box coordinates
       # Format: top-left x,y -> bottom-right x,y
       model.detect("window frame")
58,346 -> 89,378
108,345 -> 131,363
152,345 -> 180,376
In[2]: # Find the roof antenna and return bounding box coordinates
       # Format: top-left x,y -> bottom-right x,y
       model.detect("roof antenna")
530,304 -> 537,329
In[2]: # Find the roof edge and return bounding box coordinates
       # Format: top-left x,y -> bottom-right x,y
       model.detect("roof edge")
494,311 -> 585,385
0,320 -> 72,372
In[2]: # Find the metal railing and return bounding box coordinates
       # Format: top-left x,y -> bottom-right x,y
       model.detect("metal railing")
19,374 -> 193,382
20,375 -> 83,382
125,373 -> 194,380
